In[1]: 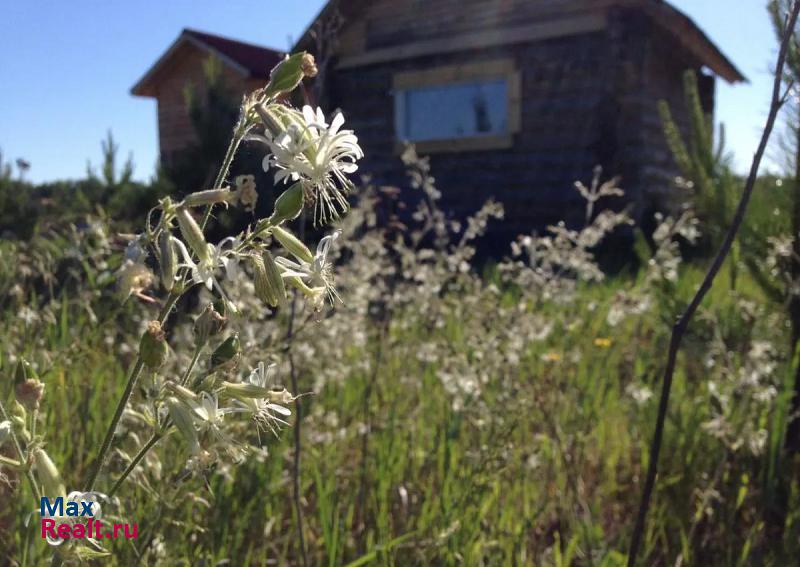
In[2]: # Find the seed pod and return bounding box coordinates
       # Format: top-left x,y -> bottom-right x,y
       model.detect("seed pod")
263,52 -> 314,99
271,226 -> 313,264
140,321 -> 169,370
183,188 -> 235,208
263,251 -> 287,309
176,208 -> 210,264
252,255 -> 278,307
33,448 -> 66,498
269,182 -> 304,225
301,53 -> 318,78
193,303 -> 227,347
158,232 -> 177,292
16,379 -> 45,411
210,334 -> 240,369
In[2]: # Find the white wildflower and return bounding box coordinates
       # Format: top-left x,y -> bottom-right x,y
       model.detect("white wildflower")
252,105 -> 363,224
276,231 -> 341,306
235,362 -> 293,439
173,237 -> 240,312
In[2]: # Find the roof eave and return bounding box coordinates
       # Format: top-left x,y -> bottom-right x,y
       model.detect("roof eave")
643,0 -> 746,84
131,31 -> 252,98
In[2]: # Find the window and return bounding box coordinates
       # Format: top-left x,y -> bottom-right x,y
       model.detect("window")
395,80 -> 508,142
392,59 -> 520,152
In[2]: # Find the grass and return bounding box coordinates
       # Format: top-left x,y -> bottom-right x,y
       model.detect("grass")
4,249 -> 799,565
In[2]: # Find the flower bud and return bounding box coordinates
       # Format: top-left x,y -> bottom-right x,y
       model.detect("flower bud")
193,303 -> 227,347
10,400 -> 26,422
167,398 -> 199,454
271,226 -> 313,264
33,448 -> 66,498
269,182 -> 304,225
176,208 -> 210,264
263,251 -> 287,309
251,255 -> 278,307
10,415 -> 27,438
182,188 -> 235,208
263,52 -> 315,99
140,321 -> 169,370
158,232 -> 178,292
164,382 -> 198,402
219,381 -> 270,400
16,378 -> 45,411
159,196 -> 177,217
210,334 -> 240,369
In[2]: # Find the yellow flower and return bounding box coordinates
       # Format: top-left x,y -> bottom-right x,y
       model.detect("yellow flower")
594,337 -> 612,348
543,351 -> 562,362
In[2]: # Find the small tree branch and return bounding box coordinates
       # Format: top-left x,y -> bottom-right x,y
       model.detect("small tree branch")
626,2 -> 800,565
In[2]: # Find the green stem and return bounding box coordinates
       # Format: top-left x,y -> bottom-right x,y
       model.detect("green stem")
179,346 -> 203,387
108,432 -> 163,498
201,123 -> 246,230
84,290 -> 181,492
0,399 -> 41,502
30,408 -> 37,442
0,454 -> 22,468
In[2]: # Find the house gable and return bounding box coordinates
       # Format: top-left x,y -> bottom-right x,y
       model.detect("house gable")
131,30 -> 283,160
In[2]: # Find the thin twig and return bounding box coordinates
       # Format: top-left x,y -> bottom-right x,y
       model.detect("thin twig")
626,4 -> 800,565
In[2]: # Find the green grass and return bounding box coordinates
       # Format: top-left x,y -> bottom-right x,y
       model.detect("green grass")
3,253 -> 800,566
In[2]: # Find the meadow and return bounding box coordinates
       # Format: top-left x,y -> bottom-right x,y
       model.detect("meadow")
3,33 -> 800,567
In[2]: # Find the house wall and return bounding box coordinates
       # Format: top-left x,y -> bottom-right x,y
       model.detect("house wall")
151,43 -> 262,164
638,12 -> 715,223
326,2 -> 708,244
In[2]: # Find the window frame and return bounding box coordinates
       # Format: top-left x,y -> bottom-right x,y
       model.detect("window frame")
392,59 -> 521,153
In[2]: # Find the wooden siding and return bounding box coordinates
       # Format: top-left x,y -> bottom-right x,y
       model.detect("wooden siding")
330,31 -> 619,237
325,2 -> 709,243
152,43 -> 262,161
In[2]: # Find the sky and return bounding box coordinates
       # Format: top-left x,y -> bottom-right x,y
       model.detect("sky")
0,1 -> 786,183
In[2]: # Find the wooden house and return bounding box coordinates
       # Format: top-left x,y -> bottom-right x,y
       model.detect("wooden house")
133,1 -> 744,241
294,0 -> 744,238
131,29 -> 283,167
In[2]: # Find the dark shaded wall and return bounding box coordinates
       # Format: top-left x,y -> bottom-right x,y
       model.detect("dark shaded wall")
327,8 -> 709,246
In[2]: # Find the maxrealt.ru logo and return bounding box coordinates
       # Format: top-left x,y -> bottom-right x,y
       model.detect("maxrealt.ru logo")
40,493 -> 137,545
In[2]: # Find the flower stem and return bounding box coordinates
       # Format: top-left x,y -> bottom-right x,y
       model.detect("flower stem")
84,290 -> 181,492
108,431 -> 163,498
201,122 -> 246,230
0,398 -> 41,502
0,454 -> 22,468
179,346 -> 203,387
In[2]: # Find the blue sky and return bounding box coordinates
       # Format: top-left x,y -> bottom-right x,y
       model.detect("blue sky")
0,1 -> 784,183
